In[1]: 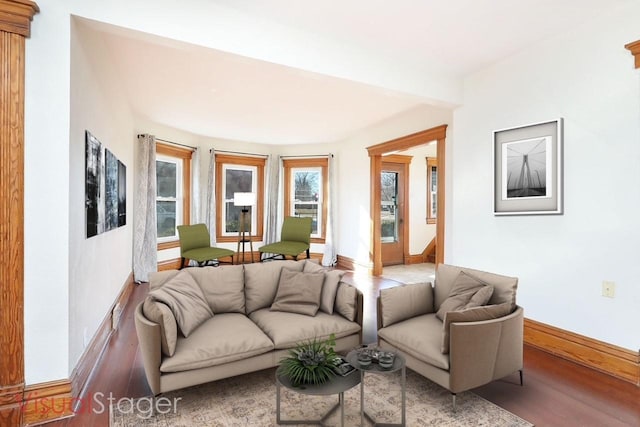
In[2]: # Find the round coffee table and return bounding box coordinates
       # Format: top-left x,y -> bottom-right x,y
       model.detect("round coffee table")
275,365 -> 360,426
346,347 -> 406,427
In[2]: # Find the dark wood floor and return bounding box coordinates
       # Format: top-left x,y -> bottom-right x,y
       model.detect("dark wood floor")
46,270 -> 640,427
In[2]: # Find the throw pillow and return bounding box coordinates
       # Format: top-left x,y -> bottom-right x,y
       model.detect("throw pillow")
270,269 -> 325,316
435,271 -> 494,320
148,270 -> 213,337
335,282 -> 358,321
302,261 -> 345,314
380,282 -> 434,328
441,302 -> 513,354
142,297 -> 178,357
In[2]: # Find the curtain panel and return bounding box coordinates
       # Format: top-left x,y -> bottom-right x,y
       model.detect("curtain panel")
322,153 -> 337,266
205,149 -> 217,244
133,134 -> 158,282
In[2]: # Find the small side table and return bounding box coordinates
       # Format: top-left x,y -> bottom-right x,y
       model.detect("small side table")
346,348 -> 406,427
275,366 -> 360,426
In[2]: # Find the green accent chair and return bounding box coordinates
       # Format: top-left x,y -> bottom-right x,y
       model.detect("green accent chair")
259,217 -> 313,262
177,224 -> 234,268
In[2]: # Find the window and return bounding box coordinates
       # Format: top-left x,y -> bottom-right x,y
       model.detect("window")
215,154 -> 265,242
426,157 -> 437,224
283,158 -> 328,241
156,143 -> 192,249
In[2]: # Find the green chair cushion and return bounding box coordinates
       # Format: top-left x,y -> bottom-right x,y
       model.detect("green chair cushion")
258,241 -> 309,257
182,247 -> 234,263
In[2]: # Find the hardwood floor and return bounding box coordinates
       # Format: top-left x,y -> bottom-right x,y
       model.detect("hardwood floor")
45,270 -> 639,427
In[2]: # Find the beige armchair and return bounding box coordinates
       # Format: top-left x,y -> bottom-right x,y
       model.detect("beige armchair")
376,263 -> 523,410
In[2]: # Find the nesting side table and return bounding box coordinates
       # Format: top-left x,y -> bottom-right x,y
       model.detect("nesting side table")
346,348 -> 406,427
275,366 -> 360,426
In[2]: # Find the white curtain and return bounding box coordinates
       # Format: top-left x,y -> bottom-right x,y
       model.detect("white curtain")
264,154 -> 282,246
133,134 -> 158,282
322,153 -> 337,266
191,147 -> 201,224
205,149 -> 217,244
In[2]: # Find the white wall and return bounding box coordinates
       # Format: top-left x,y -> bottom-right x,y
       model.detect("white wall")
24,0 -> 72,385
68,19 -> 135,372
450,3 -> 640,350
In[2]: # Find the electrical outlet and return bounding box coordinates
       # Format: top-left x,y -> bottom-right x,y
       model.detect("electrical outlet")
602,281 -> 615,298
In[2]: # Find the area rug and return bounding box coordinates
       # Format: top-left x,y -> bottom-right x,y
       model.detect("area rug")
110,368 -> 533,426
381,263 -> 436,285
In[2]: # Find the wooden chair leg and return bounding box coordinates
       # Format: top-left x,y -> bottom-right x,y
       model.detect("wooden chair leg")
519,369 -> 524,386
179,257 -> 186,270
306,249 -> 310,259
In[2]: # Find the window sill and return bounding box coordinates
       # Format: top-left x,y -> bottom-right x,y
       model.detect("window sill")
158,240 -> 180,251
217,235 -> 264,243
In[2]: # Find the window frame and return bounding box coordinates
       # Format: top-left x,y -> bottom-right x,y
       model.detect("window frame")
215,154 -> 265,243
156,143 -> 192,250
283,158 -> 328,243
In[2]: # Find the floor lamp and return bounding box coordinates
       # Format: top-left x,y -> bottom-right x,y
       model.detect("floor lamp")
234,192 -> 256,264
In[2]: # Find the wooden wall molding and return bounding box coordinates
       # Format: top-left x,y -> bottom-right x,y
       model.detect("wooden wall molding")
0,2 -> 38,425
22,380 -> 73,426
70,274 -> 135,407
524,318 -> 640,386
625,39 -> 640,69
0,0 -> 38,36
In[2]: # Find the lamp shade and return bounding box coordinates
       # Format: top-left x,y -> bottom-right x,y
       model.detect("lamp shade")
233,192 -> 256,207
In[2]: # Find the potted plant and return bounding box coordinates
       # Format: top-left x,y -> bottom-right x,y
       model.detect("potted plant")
279,333 -> 340,386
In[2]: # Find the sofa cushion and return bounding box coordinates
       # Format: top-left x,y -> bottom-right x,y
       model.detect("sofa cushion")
244,260 -> 304,314
142,297 -> 178,357
185,265 -> 245,313
148,270 -> 179,291
303,261 -> 345,314
270,269 -> 325,316
435,271 -> 493,320
249,309 -> 361,349
160,313 -> 274,373
334,282 -> 357,321
148,270 -> 213,337
378,313 -> 449,370
380,282 -> 434,328
435,264 -> 518,311
441,302 -> 513,354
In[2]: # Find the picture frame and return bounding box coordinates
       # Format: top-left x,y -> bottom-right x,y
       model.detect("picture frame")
493,118 -> 563,215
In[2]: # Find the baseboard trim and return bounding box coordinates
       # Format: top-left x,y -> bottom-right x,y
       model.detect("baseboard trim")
336,255 -> 373,273
21,272 -> 135,426
22,380 -> 73,426
405,254 -> 425,265
70,273 -> 136,406
524,318 -> 640,386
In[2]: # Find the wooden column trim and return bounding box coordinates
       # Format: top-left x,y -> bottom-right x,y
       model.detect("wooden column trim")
0,1 -> 38,426
625,39 -> 640,69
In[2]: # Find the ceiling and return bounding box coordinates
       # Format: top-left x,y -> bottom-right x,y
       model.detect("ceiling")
84,0 -> 629,145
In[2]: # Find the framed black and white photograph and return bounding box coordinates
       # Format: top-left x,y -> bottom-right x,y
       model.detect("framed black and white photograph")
105,148 -> 119,231
85,131 -> 104,237
493,118 -> 563,215
85,130 -> 127,238
118,159 -> 127,227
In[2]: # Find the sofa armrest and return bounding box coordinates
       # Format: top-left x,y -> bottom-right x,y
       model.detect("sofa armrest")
134,302 -> 162,395
449,306 -> 523,393
377,282 -> 434,329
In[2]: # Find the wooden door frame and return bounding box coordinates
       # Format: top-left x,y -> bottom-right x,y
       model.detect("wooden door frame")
367,125 -> 448,276
380,156 -> 411,266
0,1 -> 39,425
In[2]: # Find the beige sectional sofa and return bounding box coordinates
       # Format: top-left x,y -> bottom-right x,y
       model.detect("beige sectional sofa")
376,263 -> 523,409
135,260 -> 363,395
